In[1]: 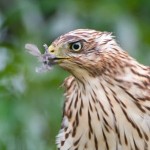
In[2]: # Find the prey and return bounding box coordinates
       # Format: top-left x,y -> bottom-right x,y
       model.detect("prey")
25,43 -> 55,73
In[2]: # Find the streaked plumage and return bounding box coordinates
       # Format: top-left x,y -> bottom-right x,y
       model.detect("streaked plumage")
47,29 -> 150,150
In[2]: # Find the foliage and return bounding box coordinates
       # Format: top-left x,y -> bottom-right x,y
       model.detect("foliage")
0,0 -> 150,150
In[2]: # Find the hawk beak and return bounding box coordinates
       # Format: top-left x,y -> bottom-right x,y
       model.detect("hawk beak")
48,44 -> 69,58
48,45 -> 62,59
40,45 -> 58,66
43,45 -> 65,65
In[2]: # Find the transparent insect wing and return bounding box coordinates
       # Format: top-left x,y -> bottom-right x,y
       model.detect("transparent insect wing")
25,43 -> 53,73
35,64 -> 52,73
25,44 -> 41,57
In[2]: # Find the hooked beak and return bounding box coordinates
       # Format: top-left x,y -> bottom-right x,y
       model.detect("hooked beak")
42,45 -> 66,66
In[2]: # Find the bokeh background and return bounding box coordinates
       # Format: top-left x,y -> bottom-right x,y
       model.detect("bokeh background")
0,0 -> 150,150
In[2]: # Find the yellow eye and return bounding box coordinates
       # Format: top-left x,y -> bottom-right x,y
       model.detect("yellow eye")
70,42 -> 82,52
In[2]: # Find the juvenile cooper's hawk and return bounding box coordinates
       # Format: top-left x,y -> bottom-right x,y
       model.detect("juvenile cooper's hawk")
26,29 -> 150,150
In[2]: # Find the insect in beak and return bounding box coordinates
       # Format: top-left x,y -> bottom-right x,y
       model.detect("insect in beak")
25,43 -> 57,73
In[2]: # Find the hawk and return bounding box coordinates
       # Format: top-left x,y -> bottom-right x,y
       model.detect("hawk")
27,29 -> 150,150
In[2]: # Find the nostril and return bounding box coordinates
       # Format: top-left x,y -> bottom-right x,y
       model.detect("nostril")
51,50 -> 54,53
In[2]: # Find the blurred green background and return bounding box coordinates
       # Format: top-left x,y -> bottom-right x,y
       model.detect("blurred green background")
0,0 -> 150,150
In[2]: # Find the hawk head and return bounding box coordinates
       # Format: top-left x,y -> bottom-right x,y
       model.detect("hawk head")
47,29 -> 126,77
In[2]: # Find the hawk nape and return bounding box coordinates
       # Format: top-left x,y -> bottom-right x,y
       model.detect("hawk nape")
40,29 -> 150,150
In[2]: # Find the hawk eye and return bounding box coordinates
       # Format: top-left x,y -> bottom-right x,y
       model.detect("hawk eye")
70,42 -> 82,52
